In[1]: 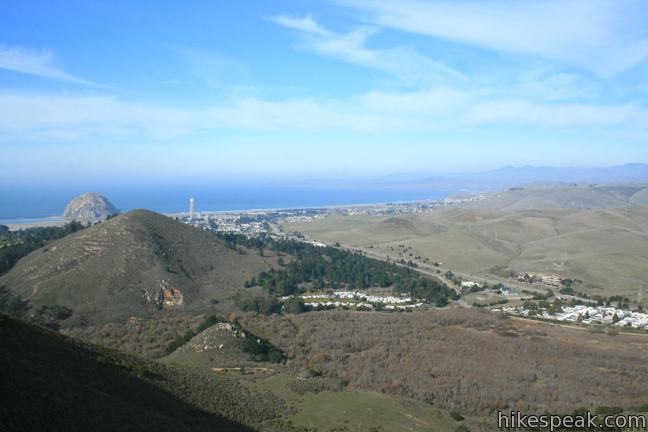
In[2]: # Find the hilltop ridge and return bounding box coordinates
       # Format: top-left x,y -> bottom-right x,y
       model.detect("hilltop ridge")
0,209 -> 276,326
459,183 -> 648,211
284,184 -> 648,302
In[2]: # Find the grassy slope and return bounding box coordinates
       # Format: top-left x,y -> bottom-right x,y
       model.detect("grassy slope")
162,320 -> 263,368
0,313 -> 261,432
285,204 -> 648,301
161,321 -> 487,432
249,374 -> 477,432
461,184 -> 648,212
0,209 -> 277,326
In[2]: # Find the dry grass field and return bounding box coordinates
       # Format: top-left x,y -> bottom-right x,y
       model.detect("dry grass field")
284,188 -> 648,303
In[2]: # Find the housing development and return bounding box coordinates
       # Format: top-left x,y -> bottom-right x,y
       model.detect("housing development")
282,291 -> 425,310
175,194 -> 488,237
503,304 -> 648,329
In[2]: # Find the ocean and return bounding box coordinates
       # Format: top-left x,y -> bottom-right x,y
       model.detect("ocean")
0,183 -> 448,224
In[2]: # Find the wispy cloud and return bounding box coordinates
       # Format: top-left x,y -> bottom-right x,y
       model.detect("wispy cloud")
338,0 -> 648,76
0,45 -> 91,84
270,14 -> 333,37
0,93 -> 195,139
0,89 -> 645,143
268,14 -> 464,85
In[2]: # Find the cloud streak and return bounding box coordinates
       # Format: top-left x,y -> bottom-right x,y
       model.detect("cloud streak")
268,14 -> 465,85
338,0 -> 648,75
0,45 -> 91,84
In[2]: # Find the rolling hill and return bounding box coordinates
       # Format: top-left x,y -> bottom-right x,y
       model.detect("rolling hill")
0,209 -> 277,326
285,186 -> 648,302
380,163 -> 648,192
460,184 -> 648,211
158,312 -> 484,432
0,311 -> 488,432
239,309 -> 648,417
163,319 -> 269,369
0,313 -> 279,432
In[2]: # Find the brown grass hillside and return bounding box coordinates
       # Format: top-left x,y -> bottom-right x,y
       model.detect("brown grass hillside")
285,192 -> 648,302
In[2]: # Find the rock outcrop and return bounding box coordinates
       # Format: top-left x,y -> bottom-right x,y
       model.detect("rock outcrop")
63,192 -> 119,221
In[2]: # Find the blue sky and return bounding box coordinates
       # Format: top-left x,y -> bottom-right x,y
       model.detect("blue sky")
2,0 -> 648,186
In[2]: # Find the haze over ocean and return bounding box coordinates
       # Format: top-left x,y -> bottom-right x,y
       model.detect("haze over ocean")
3,1 -> 647,222
0,184 -> 448,221
3,1 -> 648,190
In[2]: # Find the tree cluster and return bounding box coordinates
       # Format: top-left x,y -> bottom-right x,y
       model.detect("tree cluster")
235,294 -> 281,315
165,314 -> 226,354
0,221 -> 85,275
238,309 -> 648,416
63,315 -> 205,359
219,233 -> 457,305
0,285 -> 73,330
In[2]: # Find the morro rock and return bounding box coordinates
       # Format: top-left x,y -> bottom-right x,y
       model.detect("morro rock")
63,192 -> 120,221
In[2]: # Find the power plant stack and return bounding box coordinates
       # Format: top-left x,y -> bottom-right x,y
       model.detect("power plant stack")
189,197 -> 195,221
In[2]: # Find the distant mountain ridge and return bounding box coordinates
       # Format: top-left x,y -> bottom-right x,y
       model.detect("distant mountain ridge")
377,163 -> 648,193
471,163 -> 648,188
458,183 -> 648,211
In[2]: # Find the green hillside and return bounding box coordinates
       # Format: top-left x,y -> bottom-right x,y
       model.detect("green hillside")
0,311 -> 489,432
0,313 -> 289,432
163,318 -> 280,368
159,313 -> 484,432
0,210 -> 277,326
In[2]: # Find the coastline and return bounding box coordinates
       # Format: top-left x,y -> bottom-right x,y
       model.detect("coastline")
1,195 -> 447,231
1,216 -> 67,231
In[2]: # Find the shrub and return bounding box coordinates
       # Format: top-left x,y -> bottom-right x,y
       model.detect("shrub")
595,406 -> 623,416
559,286 -> 575,295
241,332 -> 284,363
236,294 -> 281,315
164,315 -> 224,354
195,314 -> 224,333
0,286 -> 29,317
283,297 -> 308,314
450,411 -> 465,422
29,304 -> 74,329
165,331 -> 195,354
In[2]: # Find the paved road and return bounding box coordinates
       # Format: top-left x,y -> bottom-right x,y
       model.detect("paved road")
282,231 -> 596,305
336,243 -> 597,305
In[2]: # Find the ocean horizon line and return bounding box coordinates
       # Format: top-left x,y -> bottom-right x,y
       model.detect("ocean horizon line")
0,193 -> 451,227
